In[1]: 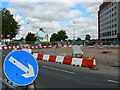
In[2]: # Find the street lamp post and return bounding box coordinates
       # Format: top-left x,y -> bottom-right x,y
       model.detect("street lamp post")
73,21 -> 75,43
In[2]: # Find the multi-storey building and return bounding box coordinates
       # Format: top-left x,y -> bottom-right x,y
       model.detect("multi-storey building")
98,1 -> 120,43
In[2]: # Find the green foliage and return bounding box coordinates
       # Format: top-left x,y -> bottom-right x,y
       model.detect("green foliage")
77,37 -> 81,41
85,34 -> 91,41
25,32 -> 36,41
50,33 -> 58,42
20,37 -> 24,41
50,30 -> 68,42
2,8 -> 20,39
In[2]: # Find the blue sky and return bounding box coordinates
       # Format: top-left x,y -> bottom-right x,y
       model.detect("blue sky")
1,2 -> 9,8
1,1 -> 102,40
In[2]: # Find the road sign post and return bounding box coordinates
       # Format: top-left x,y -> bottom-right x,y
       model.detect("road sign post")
3,50 -> 39,86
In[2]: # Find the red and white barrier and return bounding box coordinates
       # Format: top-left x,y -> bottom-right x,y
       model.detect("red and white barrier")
1,45 -> 52,50
32,53 -> 97,70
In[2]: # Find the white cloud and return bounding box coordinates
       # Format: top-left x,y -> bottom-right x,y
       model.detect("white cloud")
8,1 -> 103,40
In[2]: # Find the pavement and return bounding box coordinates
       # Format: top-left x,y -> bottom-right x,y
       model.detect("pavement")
1,49 -> 120,89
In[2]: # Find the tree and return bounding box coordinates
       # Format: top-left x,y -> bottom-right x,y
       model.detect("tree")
77,37 -> 81,41
50,30 -> 68,42
20,37 -> 24,41
25,32 -> 36,41
2,8 -> 20,40
50,33 -> 58,42
85,34 -> 91,41
57,30 -> 68,41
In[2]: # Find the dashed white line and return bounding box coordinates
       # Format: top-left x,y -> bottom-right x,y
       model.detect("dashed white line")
107,80 -> 120,84
43,66 -> 76,74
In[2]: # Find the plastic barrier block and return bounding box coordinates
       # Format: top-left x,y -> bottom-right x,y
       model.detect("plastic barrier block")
2,46 -> 4,50
10,46 -> 13,49
63,56 -> 72,65
43,54 -> 50,61
71,58 -> 83,66
55,56 -> 64,63
16,48 -> 22,50
49,55 -> 57,62
37,54 -> 44,60
81,58 -> 94,68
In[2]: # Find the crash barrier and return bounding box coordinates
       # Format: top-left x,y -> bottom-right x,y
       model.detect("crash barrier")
88,44 -> 119,48
1,45 -> 52,50
0,44 -> 73,50
33,53 -> 97,70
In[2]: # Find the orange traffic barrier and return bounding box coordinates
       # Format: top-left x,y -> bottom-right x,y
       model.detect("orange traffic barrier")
37,54 -> 44,60
16,48 -> 22,50
81,58 -> 94,68
63,56 -> 72,65
49,55 -> 57,62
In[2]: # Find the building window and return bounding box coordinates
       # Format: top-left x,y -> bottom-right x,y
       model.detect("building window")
114,12 -> 116,16
115,24 -> 117,27
112,8 -> 113,11
112,31 -> 114,35
112,13 -> 114,17
110,26 -> 111,29
112,25 -> 114,28
115,30 -> 117,35
110,31 -> 111,36
112,19 -> 113,22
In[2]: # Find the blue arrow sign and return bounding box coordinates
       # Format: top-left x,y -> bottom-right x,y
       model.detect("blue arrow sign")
3,50 -> 39,86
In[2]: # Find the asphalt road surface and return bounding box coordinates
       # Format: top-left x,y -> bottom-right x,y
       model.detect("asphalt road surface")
1,50 -> 119,89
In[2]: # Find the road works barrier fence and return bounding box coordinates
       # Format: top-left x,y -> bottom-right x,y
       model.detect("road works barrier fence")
0,45 -> 52,50
32,53 -> 97,70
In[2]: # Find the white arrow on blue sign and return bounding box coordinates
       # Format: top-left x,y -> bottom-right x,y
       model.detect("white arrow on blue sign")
3,50 -> 39,86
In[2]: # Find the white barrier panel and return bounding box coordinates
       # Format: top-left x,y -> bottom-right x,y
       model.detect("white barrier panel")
9,46 -> 11,49
13,46 -> 15,48
22,49 -> 32,53
16,46 -> 19,48
33,53 -> 38,59
4,47 -> 7,49
72,58 -> 83,66
49,45 -> 52,48
43,54 -> 50,61
64,45 -> 67,47
39,46 -> 42,48
56,56 -> 64,63
69,45 -> 72,47
93,59 -> 96,65
44,46 -> 47,48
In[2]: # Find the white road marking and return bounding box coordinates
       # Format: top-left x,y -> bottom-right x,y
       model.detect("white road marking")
107,80 -> 120,84
43,66 -> 76,74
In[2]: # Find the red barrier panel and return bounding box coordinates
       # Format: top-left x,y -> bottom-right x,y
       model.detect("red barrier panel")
33,46 -> 35,49
16,48 -> 22,50
81,58 -> 94,68
37,46 -> 40,49
2,46 -> 4,50
63,56 -> 72,65
11,46 -> 13,49
49,55 -> 56,62
37,54 -> 43,60
30,46 -> 32,49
